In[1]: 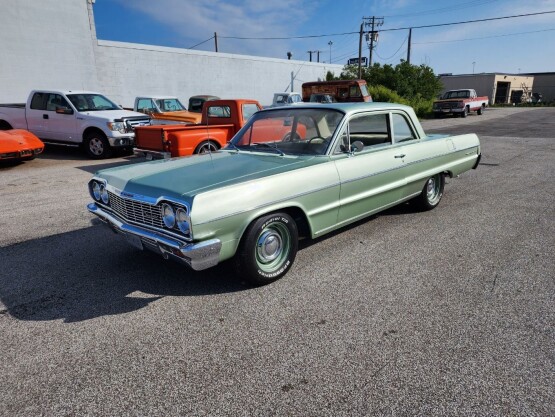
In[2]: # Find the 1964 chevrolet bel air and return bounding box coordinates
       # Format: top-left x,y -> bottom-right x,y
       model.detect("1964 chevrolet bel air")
87,103 -> 480,285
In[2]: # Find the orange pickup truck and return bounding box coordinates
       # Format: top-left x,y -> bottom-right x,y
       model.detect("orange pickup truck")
134,99 -> 262,159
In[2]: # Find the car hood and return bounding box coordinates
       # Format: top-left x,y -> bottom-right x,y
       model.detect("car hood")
78,110 -> 149,121
0,129 -> 44,151
155,110 -> 202,123
96,151 -> 325,201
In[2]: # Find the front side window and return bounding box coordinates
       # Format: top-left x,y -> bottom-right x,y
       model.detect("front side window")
67,94 -> 120,111
46,94 -> 71,111
335,112 -> 390,153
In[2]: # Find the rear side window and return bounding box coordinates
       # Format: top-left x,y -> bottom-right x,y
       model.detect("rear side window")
30,93 -> 47,110
137,98 -> 155,113
208,106 -> 231,118
392,113 -> 417,143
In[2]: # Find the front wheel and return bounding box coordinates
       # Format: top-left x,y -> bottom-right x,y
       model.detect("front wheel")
235,213 -> 298,285
85,132 -> 112,159
415,174 -> 444,211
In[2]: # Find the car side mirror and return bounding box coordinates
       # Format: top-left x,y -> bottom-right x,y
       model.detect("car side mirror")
351,140 -> 364,153
56,107 -> 74,115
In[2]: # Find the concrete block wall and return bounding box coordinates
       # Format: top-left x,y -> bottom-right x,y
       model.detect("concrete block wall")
1,0 -> 343,107
0,0 -> 99,102
95,41 -> 343,108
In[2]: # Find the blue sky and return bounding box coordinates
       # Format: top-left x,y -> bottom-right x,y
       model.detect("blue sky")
93,0 -> 555,75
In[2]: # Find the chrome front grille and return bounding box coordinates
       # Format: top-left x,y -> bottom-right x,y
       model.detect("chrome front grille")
124,117 -> 151,132
108,191 -> 163,228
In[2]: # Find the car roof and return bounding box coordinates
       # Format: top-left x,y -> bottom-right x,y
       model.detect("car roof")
259,101 -> 413,115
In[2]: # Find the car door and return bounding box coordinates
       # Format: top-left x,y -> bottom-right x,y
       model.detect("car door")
389,111 -> 441,198
43,93 -> 78,141
25,92 -> 49,138
332,111 -> 406,226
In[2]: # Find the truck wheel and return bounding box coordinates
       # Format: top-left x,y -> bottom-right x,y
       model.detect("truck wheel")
461,106 -> 468,118
85,132 -> 112,159
235,212 -> 298,286
0,121 -> 12,130
477,105 -> 485,115
195,140 -> 219,154
414,174 -> 444,211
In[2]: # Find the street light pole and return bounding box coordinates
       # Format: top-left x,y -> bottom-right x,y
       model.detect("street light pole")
328,41 -> 333,63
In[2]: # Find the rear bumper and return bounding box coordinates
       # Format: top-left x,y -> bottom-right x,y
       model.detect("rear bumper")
87,203 -> 221,271
134,148 -> 171,160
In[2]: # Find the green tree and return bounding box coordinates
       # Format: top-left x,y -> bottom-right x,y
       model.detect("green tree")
340,60 -> 442,102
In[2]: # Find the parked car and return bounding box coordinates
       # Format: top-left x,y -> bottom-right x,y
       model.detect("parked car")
433,89 -> 488,118
87,102 -> 481,285
0,90 -> 150,158
302,80 -> 372,103
134,99 -> 262,159
0,129 -> 44,162
269,92 -> 302,107
188,95 -> 220,113
133,96 -> 202,125
309,94 -> 337,103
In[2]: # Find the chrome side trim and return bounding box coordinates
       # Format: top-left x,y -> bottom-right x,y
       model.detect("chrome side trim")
87,203 -> 221,271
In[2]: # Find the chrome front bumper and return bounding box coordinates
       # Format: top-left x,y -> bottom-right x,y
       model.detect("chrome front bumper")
87,203 -> 221,271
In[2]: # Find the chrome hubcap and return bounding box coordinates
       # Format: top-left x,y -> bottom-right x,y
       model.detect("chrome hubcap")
199,143 -> 217,153
90,138 -> 103,155
257,230 -> 282,263
426,176 -> 440,204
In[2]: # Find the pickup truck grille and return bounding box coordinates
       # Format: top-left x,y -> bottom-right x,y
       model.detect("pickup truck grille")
108,191 -> 163,228
124,117 -> 151,133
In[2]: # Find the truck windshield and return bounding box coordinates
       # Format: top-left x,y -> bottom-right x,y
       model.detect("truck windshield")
155,98 -> 185,112
228,108 -> 344,156
67,94 -> 121,111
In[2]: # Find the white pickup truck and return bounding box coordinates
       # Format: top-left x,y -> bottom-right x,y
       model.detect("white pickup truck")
0,90 -> 151,158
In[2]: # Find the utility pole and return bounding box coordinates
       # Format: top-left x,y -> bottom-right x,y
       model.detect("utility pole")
317,50 -> 320,63
363,16 -> 384,66
328,41 -> 333,63
214,32 -> 218,52
358,23 -> 363,79
308,51 -> 313,62
407,28 -> 412,64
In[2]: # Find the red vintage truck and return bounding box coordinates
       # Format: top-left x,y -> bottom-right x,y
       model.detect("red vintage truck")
432,89 -> 489,118
134,99 -> 262,159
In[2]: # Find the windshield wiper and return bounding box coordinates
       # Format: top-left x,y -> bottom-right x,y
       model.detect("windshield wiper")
251,143 -> 285,156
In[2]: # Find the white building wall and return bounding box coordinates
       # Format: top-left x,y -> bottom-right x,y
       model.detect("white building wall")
0,0 -> 342,108
0,0 -> 99,102
95,41 -> 342,108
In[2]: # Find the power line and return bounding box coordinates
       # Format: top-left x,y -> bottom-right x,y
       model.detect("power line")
382,0 -> 500,18
216,11 -> 555,40
413,27 -> 555,44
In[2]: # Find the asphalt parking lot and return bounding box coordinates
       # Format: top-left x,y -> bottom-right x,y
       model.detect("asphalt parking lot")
1,107 -> 553,416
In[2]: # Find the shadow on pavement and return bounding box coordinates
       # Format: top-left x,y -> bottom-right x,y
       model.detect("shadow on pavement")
0,223 -> 248,323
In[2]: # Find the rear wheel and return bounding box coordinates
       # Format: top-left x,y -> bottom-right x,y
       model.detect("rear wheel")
85,131 -> 112,159
477,105 -> 485,115
0,121 -> 12,130
194,140 -> 219,154
415,174 -> 444,211
235,213 -> 298,285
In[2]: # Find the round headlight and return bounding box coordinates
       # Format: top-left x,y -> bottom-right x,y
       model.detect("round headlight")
92,182 -> 101,201
176,207 -> 190,234
100,184 -> 109,204
161,203 -> 175,228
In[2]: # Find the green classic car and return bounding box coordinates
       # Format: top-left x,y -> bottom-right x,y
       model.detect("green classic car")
87,103 -> 480,285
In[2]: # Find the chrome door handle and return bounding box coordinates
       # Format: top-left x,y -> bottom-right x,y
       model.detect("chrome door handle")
394,154 -> 406,158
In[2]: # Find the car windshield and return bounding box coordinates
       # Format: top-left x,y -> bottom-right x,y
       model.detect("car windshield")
67,93 -> 121,111
228,108 -> 344,156
156,98 -> 185,112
